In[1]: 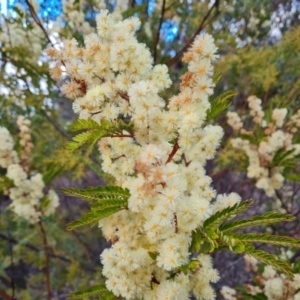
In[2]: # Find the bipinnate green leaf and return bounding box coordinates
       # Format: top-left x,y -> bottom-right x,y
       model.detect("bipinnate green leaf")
206,90 -> 236,121
71,118 -> 102,131
231,242 -> 246,253
193,200 -> 300,277
69,284 -> 116,299
66,131 -> 96,151
234,233 -> 300,248
65,186 -> 130,231
67,206 -> 122,231
203,200 -> 254,229
67,118 -> 134,152
272,148 -> 295,167
219,212 -> 295,232
92,199 -> 128,210
244,246 -> 294,278
62,186 -> 130,203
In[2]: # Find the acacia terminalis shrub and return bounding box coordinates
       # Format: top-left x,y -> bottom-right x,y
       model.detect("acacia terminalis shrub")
47,10 -> 300,300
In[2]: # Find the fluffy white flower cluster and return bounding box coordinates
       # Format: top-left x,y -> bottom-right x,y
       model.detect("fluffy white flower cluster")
262,266 -> 300,300
222,255 -> 300,300
220,286 -> 237,300
287,108 -> 300,133
227,112 -> 243,132
98,0 -> 129,14
247,95 -> 265,125
48,11 -> 242,300
60,0 -> 95,34
0,127 -> 19,168
0,121 -> 59,223
17,116 -> 33,172
58,0 -> 129,37
227,95 -> 300,197
0,3 -> 44,63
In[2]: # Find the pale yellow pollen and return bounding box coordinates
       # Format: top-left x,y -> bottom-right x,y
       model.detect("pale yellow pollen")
198,206 -> 206,212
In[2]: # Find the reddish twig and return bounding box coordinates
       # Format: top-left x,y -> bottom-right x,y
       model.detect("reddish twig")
110,134 -> 134,138
182,153 -> 191,167
112,154 -> 126,162
0,289 -> 13,300
38,221 -> 51,300
151,275 -> 160,286
166,0 -> 220,67
24,0 -> 54,47
118,92 -> 130,102
166,137 -> 179,164
153,0 -> 166,63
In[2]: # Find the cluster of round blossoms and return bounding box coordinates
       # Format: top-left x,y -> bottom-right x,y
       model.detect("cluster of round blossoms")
221,254 -> 300,300
48,11 -> 242,300
227,95 -> 300,197
0,119 -> 59,223
0,2 -> 45,64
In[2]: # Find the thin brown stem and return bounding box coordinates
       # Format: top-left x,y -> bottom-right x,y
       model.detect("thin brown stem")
166,137 -> 179,164
38,221 -> 51,300
151,275 -> 160,286
41,110 -> 71,140
90,110 -> 102,116
182,153 -> 191,167
8,233 -> 15,299
153,0 -> 166,63
118,91 -> 130,102
0,233 -> 70,263
166,0 -> 220,67
275,189 -> 290,213
24,0 -> 54,47
4,18 -> 13,48
112,154 -> 126,162
110,134 -> 134,138
291,249 -> 300,263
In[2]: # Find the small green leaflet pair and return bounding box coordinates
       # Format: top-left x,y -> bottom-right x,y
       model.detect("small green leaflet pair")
66,118 -> 134,152
69,284 -> 115,299
64,185 -> 300,299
